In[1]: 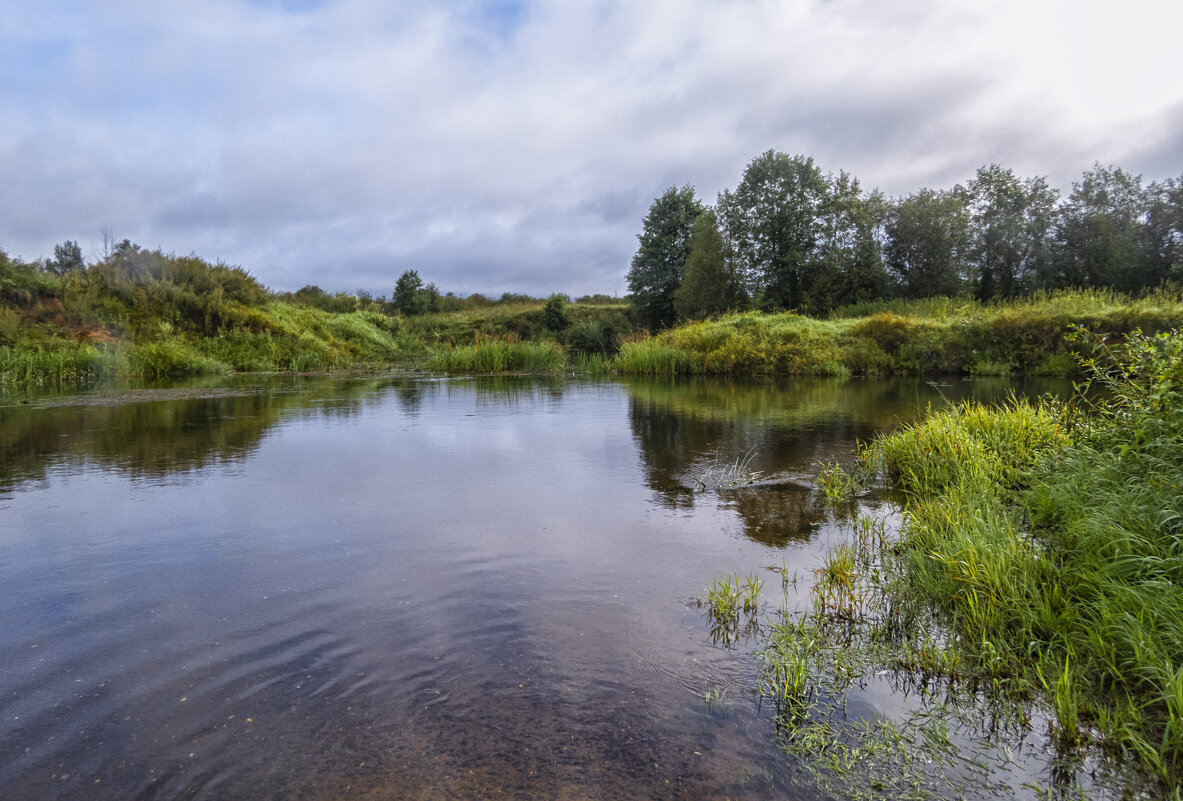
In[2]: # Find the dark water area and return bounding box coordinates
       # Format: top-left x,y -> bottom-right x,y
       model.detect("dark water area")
0,374 -> 1069,800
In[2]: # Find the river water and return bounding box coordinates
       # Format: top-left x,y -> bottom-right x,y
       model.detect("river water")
0,374 -> 1067,800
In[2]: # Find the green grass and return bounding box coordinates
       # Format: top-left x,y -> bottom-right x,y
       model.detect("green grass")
426,335 -> 566,374
615,288 -> 1183,377
726,328 -> 1183,798
866,328 -> 1183,795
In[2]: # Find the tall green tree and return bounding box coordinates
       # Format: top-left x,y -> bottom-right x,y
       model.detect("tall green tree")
717,151 -> 828,310
674,209 -> 745,321
961,165 -> 1059,299
1143,174 -> 1183,287
627,185 -> 703,329
805,174 -> 890,312
393,269 -> 426,315
885,189 -> 971,299
47,240 -> 84,276
1053,164 -> 1147,291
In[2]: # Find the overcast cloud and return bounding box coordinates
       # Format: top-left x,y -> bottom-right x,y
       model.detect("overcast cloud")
2,0 -> 1181,297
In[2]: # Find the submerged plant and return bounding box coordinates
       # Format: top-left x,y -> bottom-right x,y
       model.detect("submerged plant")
702,685 -> 735,717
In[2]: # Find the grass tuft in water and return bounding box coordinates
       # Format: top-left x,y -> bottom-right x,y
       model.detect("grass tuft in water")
427,334 -> 566,374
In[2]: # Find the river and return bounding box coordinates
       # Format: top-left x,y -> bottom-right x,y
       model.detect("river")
0,373 -> 1068,800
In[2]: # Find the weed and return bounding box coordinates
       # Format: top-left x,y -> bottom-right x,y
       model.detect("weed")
692,448 -> 762,491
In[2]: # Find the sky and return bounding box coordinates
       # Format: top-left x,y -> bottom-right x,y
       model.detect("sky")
2,0 -> 1181,298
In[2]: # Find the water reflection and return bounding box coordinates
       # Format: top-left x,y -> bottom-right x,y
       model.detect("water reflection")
624,375 -> 1069,546
0,376 -> 456,494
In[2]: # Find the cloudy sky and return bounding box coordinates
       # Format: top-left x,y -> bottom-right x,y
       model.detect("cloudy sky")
2,0 -> 1181,297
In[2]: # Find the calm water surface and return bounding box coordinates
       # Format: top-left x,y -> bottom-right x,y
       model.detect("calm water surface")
0,374 -> 1065,800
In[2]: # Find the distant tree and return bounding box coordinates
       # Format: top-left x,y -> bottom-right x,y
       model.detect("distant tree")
1052,164 -> 1147,291
627,185 -> 704,329
543,293 -> 570,331
1144,174 -> 1183,285
804,173 -> 890,312
499,292 -> 535,305
47,240 -> 84,276
574,293 -> 616,305
111,239 -> 139,259
393,269 -> 426,315
294,285 -> 330,308
717,151 -> 828,310
422,282 -> 441,314
961,165 -> 1059,299
674,209 -> 744,320
885,189 -> 971,299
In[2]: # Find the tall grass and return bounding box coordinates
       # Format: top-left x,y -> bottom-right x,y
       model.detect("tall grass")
0,343 -> 131,385
616,289 -> 1183,377
427,335 -> 565,374
869,328 -> 1183,793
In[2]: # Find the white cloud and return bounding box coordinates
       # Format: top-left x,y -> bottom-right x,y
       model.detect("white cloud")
2,0 -> 1181,295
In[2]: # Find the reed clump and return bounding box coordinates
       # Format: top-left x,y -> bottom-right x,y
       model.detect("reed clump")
427,334 -> 565,374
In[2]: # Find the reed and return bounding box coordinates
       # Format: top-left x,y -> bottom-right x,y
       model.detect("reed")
427,335 -> 566,374
868,328 -> 1183,793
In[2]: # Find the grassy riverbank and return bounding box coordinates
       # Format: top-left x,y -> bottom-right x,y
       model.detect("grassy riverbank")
617,289 -> 1183,377
0,248 -> 632,386
5,244 -> 1182,388
750,328 -> 1183,798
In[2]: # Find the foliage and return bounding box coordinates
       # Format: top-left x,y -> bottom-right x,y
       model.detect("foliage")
960,164 -> 1059,299
884,188 -> 970,299
427,334 -> 565,374
392,269 -> 442,316
718,151 -> 830,310
642,152 -> 1181,313
615,288 -> 1183,377
542,292 -> 569,331
673,209 -> 745,321
627,184 -> 704,330
868,329 -> 1183,793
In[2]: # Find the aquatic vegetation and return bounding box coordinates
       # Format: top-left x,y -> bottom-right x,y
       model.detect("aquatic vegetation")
707,330 -> 1183,798
614,337 -> 699,375
816,459 -> 866,504
427,334 -> 566,374
569,351 -> 611,375
868,328 -> 1183,795
700,572 -> 764,647
691,448 -> 762,491
702,685 -> 734,717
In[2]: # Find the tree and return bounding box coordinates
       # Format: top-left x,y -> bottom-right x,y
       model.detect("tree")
805,174 -> 890,312
543,293 -> 570,331
717,151 -> 828,310
961,165 -> 1059,299
422,282 -> 441,314
674,209 -> 744,320
47,240 -> 84,276
1142,174 -> 1183,287
1053,164 -> 1147,291
885,189 -> 971,299
627,185 -> 703,329
393,269 -> 426,315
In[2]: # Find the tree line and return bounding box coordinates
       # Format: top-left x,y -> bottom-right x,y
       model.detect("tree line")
627,152 -> 1183,328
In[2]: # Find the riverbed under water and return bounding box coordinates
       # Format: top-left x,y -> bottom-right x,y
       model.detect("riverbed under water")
0,374 -> 1071,800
